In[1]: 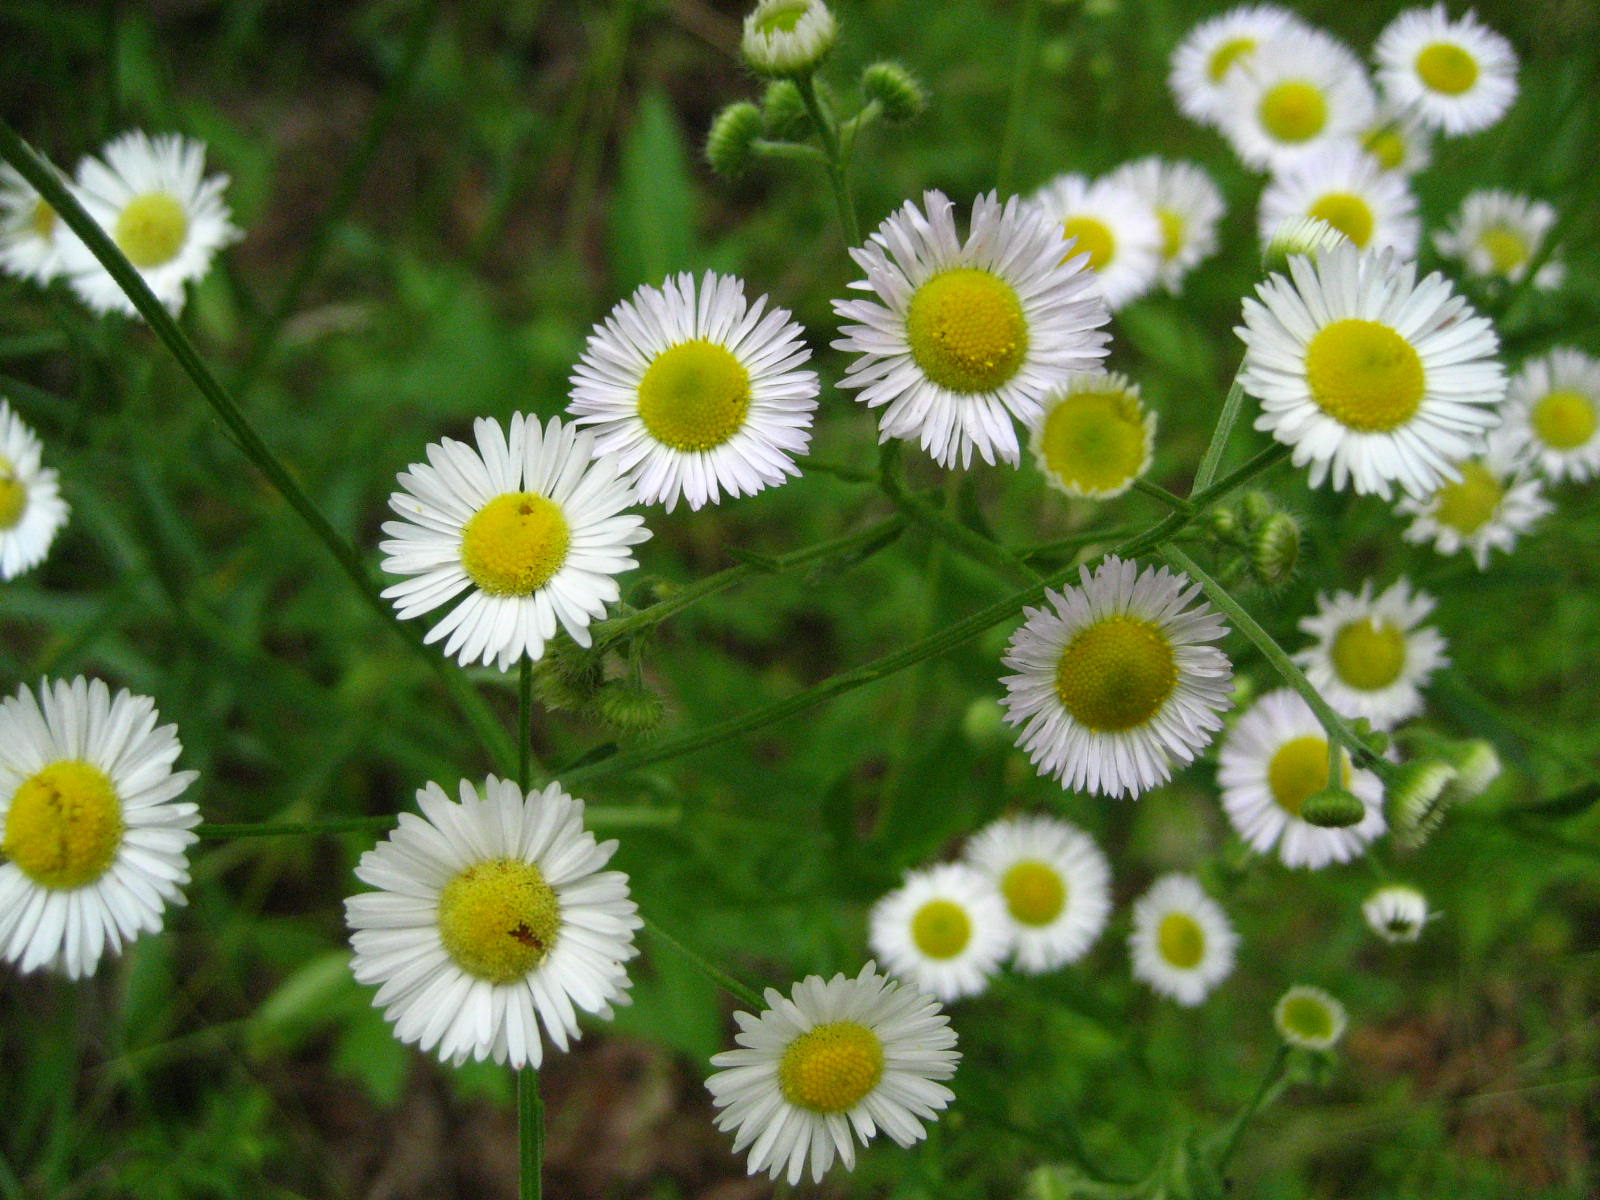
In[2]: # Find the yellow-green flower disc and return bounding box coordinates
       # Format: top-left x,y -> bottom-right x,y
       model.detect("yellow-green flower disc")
777,1021 -> 885,1114
460,492 -> 571,596
3,760 -> 124,890
436,857 -> 561,983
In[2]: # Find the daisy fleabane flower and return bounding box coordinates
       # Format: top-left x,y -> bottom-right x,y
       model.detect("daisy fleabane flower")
0,399 -> 70,580
1500,348 -> 1600,483
379,414 -> 649,671
1129,873 -> 1237,1006
344,776 -> 640,1068
568,271 -> 819,512
61,131 -> 240,316
1257,141 -> 1420,258
868,862 -> 1011,1001
1274,985 -> 1347,1050
1238,242 -> 1506,500
1396,425 -> 1551,569
1434,189 -> 1563,290
1294,577 -> 1448,729
1363,883 -> 1431,943
832,190 -> 1110,469
1028,173 -> 1163,311
1217,27 -> 1376,174
0,163 -> 70,284
0,677 -> 199,978
1167,4 -> 1308,129
1359,102 -> 1434,176
1000,556 -> 1233,799
1106,157 -> 1225,293
1373,4 -> 1517,137
706,962 -> 959,1185
1028,370 -> 1156,500
963,814 -> 1111,973
740,0 -> 836,77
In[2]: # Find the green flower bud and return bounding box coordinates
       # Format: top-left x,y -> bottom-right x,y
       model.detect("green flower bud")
1388,758 -> 1459,848
706,101 -> 764,178
760,79 -> 811,139
1249,511 -> 1301,587
595,681 -> 666,736
741,0 -> 837,78
861,61 -> 927,122
1238,490 -> 1273,530
1301,784 -> 1367,828
1262,215 -> 1350,275
1204,505 -> 1240,542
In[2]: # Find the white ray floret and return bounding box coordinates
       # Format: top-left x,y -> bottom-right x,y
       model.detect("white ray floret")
1106,157 -> 1226,293
1167,4 -> 1308,129
1217,27 -> 1377,174
1257,141 -> 1420,258
1396,425 -> 1551,569
0,399 -> 70,580
869,861 -> 1011,1001
1498,347 -> 1600,483
1294,577 -> 1448,729
1028,172 -> 1163,311
1373,4 -> 1517,137
0,163 -> 71,284
1128,873 -> 1237,1006
1433,189 -> 1563,289
1363,883 -> 1431,943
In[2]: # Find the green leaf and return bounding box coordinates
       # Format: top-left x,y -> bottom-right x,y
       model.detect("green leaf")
610,88 -> 698,294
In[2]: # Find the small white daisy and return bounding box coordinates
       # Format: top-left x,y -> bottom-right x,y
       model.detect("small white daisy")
868,862 -> 1011,1001
1257,141 -> 1420,257
740,0 -> 836,77
1000,556 -> 1233,800
962,814 -> 1112,973
1128,873 -> 1237,1006
1499,348 -> 1600,483
1433,189 -> 1563,290
568,271 -> 819,513
1238,242 -> 1506,500
1028,173 -> 1163,312
1362,882 -> 1431,943
379,414 -> 649,671
0,163 -> 71,284
0,677 -> 199,979
1373,4 -> 1517,137
1217,27 -> 1377,174
344,775 -> 640,1068
1028,370 -> 1156,500
60,131 -> 240,316
0,399 -> 70,580
1274,985 -> 1347,1050
1106,157 -> 1226,293
706,961 -> 960,1185
832,190 -> 1110,468
1217,688 -> 1387,869
1396,426 -> 1551,569
1167,4 -> 1308,129
1294,578 -> 1448,729
1359,102 -> 1435,176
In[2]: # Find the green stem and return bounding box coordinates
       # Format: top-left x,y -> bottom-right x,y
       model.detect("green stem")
194,806 -> 680,839
995,0 -> 1045,195
643,917 -> 765,1010
1114,444 -> 1290,561
1190,366 -> 1250,494
519,655 -> 534,793
0,118 -> 516,775
1131,476 -> 1193,514
880,445 -> 1038,586
518,1065 -> 544,1200
1215,1044 -> 1290,1175
795,73 -> 861,247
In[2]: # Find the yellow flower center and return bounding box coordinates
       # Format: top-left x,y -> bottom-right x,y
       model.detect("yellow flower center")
1279,993 -> 1336,1042
1268,734 -> 1349,817
31,198 -> 56,241
905,268 -> 1030,394
1477,225 -> 1528,274
0,459 -> 26,530
113,192 -> 189,269
1415,42 -> 1479,96
778,1020 -> 885,1114
636,339 -> 752,451
1207,36 -> 1255,83
1330,616 -> 1407,690
1001,860 -> 1066,926
1258,81 -> 1328,144
3,760 -> 124,890
436,857 -> 561,983
1054,615 -> 1177,733
1307,192 -> 1376,248
459,492 -> 571,596
1157,208 -> 1185,262
1431,460 -> 1502,534
1157,911 -> 1205,969
1060,216 -> 1117,273
754,0 -> 808,34
1531,389 -> 1598,451
1304,319 -> 1425,433
910,898 -> 972,959
1362,127 -> 1408,172
1037,389 -> 1149,495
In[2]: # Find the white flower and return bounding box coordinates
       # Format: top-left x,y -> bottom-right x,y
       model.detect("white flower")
1274,985 -> 1347,1050
832,190 -> 1110,468
740,0 -> 836,77
1373,4 -> 1517,136
1128,873 -> 1237,1006
1217,27 -> 1377,174
1257,141 -> 1420,257
1362,883 -> 1430,943
1358,102 -> 1434,176
379,414 -> 649,671
706,962 -> 960,1185
60,131 -> 240,316
0,163 -> 70,284
1433,189 -> 1563,289
1217,688 -> 1387,869
868,862 -> 1010,1001
1001,556 -> 1233,800
0,677 -> 199,978
1238,242 -> 1506,500
1167,4 -> 1309,129
1499,347 -> 1600,483
1294,578 -> 1448,729
1106,157 -> 1226,293
0,399 -> 69,580
344,775 -> 640,1068
962,814 -> 1111,973
568,271 -> 819,513
1028,173 -> 1163,311
1028,370 -> 1156,499
1396,426 -> 1551,569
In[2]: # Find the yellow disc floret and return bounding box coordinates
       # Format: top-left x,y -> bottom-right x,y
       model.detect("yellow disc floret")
114,192 -> 189,269
1259,81 -> 1328,144
1307,192 -> 1376,248
1001,860 -> 1066,926
1330,616 -> 1406,690
1038,389 -> 1150,496
1267,735 -> 1342,817
460,492 -> 571,596
436,857 -> 561,983
1431,460 -> 1502,534
1415,42 -> 1479,96
1157,911 -> 1205,969
1207,37 -> 1256,83
910,898 -> 972,959
1477,225 -> 1528,275
1279,992 -> 1336,1041
4,760 -> 124,890
31,198 -> 56,241
778,1020 -> 885,1114
753,0 -> 808,34
1060,216 -> 1117,273
1531,389 -> 1598,451
1304,319 -> 1426,432
1157,208 -> 1185,263
905,268 -> 1029,394
1054,615 -> 1177,733
1362,127 -> 1408,172
636,339 -> 752,451
0,460 -> 26,530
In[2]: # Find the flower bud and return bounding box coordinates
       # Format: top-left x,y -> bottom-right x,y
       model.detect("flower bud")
1301,784 -> 1366,828
760,79 -> 811,139
1249,511 -> 1301,587
1388,758 -> 1459,848
706,101 -> 764,178
1363,883 -> 1430,943
861,61 -> 927,122
741,0 -> 837,78
595,681 -> 666,735
1262,216 -> 1350,274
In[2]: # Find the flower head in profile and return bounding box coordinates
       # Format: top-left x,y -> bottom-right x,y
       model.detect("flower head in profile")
741,0 -> 836,77
0,399 -> 69,581
706,962 -> 959,1185
1028,371 -> 1156,500
1129,873 -> 1237,1006
832,190 -> 1110,468
1434,189 -> 1563,289
345,776 -> 640,1068
1001,557 -> 1233,799
568,271 -> 819,512
1106,157 -> 1226,293
1028,173 -> 1163,311
1359,102 -> 1434,176
1373,4 -> 1517,136
1396,426 -> 1551,569
379,414 -> 649,671
1216,27 -> 1376,173
1274,985 -> 1348,1050
1257,141 -> 1420,258
1500,348 -> 1600,483
0,677 -> 199,978
0,163 -> 70,284
868,862 -> 1010,1001
1167,4 -> 1308,129
1363,883 -> 1430,943
1294,578 -> 1448,729
61,131 -> 240,316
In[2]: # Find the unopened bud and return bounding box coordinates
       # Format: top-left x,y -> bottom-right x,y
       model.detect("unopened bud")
741,0 -> 837,78
1262,216 -> 1350,274
760,79 -> 811,139
1389,758 -> 1458,848
1249,511 -> 1301,587
861,61 -> 927,122
706,102 -> 764,177
595,681 -> 666,735
1301,784 -> 1366,828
